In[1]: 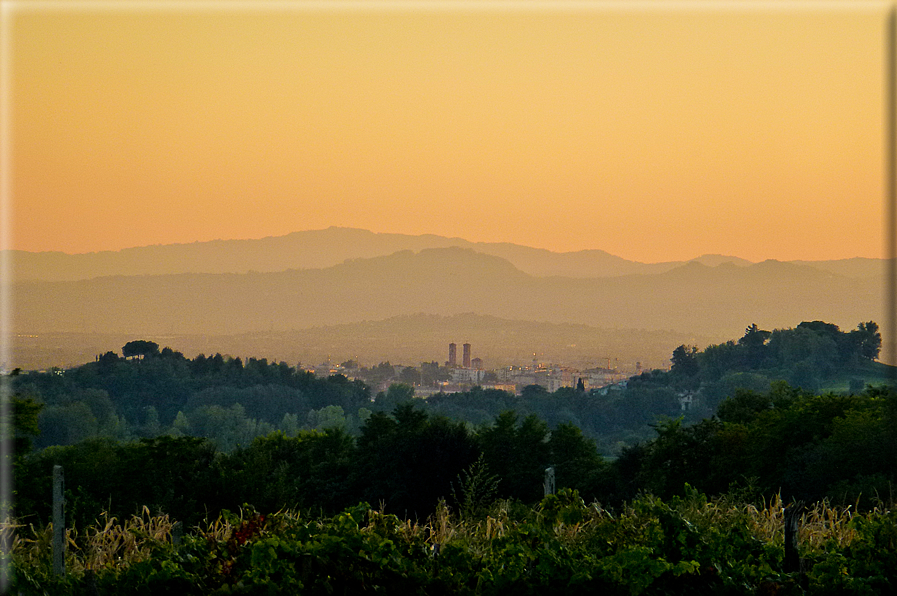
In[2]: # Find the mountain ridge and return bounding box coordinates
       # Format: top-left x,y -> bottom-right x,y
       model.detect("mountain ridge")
12,227 -> 880,282
14,247 -> 882,345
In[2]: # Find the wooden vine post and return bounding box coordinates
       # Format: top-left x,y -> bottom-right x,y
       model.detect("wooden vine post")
543,466 -> 555,497
52,465 -> 65,576
783,500 -> 805,575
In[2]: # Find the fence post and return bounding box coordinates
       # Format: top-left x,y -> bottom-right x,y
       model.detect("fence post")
543,466 -> 555,497
172,521 -> 183,547
52,465 -> 65,576
783,500 -> 804,575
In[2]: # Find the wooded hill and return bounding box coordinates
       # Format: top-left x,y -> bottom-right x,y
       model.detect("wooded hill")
15,320 -> 892,454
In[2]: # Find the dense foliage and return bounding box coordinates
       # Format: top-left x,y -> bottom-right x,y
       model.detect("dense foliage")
11,490 -> 897,595
9,321 -> 895,526
18,349 -> 372,450
15,321 -> 889,458
613,383 -> 897,508
670,321 -> 883,402
13,383 -> 897,531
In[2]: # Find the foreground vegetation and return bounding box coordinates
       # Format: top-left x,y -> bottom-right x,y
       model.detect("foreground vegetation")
10,383 -> 897,593
8,319 -> 895,592
10,489 -> 897,595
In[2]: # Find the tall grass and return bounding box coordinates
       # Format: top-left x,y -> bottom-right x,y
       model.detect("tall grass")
5,493 -> 889,580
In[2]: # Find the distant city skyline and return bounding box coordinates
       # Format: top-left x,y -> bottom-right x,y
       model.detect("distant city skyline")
6,1 -> 890,263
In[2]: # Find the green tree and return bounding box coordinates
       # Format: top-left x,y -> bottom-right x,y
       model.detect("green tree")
188,404 -> 257,452
374,383 -> 415,411
122,340 -> 160,360
697,341 -> 740,380
140,405 -> 162,437
364,361 -> 395,386
451,453 -> 500,518
96,351 -> 120,373
717,372 -> 771,400
279,412 -> 301,437
547,422 -> 605,499
420,361 -> 451,386
634,417 -> 720,498
306,405 -> 347,431
222,428 -> 356,514
37,402 -> 98,447
478,412 -> 551,502
851,321 -> 882,361
716,389 -> 772,425
79,388 -> 114,422
520,384 -> 549,399
738,323 -> 771,368
671,345 -> 699,377
399,366 -> 421,385
789,360 -> 820,392
171,410 -> 190,435
849,378 -> 866,395
11,396 -> 42,455
353,403 -> 477,517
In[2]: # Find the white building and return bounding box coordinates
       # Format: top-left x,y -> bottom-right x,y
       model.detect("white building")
451,368 -> 487,384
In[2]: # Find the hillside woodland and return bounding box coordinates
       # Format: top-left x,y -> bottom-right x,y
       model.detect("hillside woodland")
13,320 -> 888,455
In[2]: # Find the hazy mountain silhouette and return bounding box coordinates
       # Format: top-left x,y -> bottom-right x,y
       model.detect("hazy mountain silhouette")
7,227 -> 799,282
14,247 -> 882,345
789,257 -> 885,279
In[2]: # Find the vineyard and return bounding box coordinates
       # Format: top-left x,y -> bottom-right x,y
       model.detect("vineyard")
8,488 -> 897,595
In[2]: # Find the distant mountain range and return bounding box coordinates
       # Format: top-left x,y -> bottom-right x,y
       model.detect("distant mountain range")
10,229 -> 889,370
10,226 -> 886,281
14,245 -> 883,336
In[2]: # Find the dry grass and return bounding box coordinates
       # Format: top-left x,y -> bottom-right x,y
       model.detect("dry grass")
734,494 -> 860,549
75,506 -> 175,571
7,506 -> 177,576
197,510 -> 237,543
6,505 -> 268,578
797,499 -> 863,549
672,492 -> 864,550
428,500 -> 457,544
6,494 -> 880,578
371,494 -> 863,553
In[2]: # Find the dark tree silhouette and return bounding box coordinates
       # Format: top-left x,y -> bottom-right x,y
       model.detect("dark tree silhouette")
122,340 -> 159,360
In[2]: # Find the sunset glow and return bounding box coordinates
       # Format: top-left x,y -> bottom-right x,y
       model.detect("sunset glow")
6,1 -> 890,262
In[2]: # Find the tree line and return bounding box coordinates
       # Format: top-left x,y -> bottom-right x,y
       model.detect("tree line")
10,320 -> 894,526
14,403 -> 604,529
13,381 -> 897,532
17,320 -> 886,456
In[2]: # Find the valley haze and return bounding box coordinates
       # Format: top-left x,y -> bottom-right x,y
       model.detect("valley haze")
8,228 -> 889,371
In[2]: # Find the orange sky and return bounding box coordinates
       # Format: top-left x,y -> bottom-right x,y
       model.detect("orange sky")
4,1 -> 891,263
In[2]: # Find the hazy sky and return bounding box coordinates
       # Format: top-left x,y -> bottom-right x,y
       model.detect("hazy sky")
5,0 -> 891,262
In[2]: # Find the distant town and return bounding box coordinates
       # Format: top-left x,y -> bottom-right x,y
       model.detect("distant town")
302,342 -> 640,397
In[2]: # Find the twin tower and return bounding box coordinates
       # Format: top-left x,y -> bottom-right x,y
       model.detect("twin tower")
447,343 -> 471,368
